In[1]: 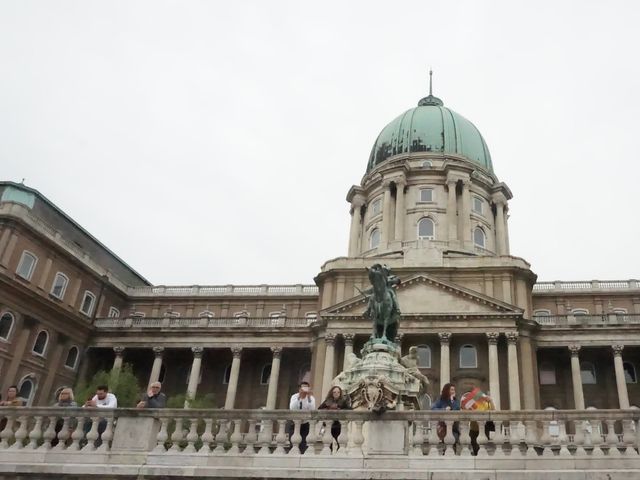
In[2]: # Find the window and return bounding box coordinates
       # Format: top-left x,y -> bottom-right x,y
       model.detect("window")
419,188 -> 434,203
369,228 -> 381,248
50,272 -> 69,299
260,364 -> 272,385
18,378 -> 34,406
473,227 -> 486,248
65,346 -> 79,369
580,361 -> 597,384
539,362 -> 557,385
572,308 -> 589,315
417,218 -> 435,239
80,291 -> 96,316
198,310 -> 215,318
459,345 -> 477,368
422,160 -> 432,168
108,307 -> 120,318
534,309 -> 552,316
472,196 -> 484,214
32,330 -> 48,356
371,198 -> 382,216
223,364 -> 232,384
130,311 -> 146,318
416,345 -> 431,368
234,310 -> 250,318
613,308 -> 628,314
624,362 -> 637,383
0,312 -> 14,340
16,251 -> 37,281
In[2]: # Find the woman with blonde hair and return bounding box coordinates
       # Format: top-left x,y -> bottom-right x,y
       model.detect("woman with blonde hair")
53,387 -> 77,407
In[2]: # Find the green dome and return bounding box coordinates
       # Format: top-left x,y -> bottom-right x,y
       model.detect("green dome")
367,95 -> 493,173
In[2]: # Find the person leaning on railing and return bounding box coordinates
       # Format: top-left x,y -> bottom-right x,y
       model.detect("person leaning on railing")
51,387 -> 78,447
318,385 -> 351,450
431,383 -> 460,447
136,382 -> 167,409
287,381 -> 316,453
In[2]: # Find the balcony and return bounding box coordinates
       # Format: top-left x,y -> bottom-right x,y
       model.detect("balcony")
1,408 -> 639,478
94,316 -> 316,330
533,313 -> 640,328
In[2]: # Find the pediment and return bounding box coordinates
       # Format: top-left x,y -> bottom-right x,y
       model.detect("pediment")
323,274 -> 522,317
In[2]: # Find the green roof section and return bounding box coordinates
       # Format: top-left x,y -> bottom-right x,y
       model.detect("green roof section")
367,98 -> 494,174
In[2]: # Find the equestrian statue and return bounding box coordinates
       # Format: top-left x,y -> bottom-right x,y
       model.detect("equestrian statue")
362,264 -> 401,343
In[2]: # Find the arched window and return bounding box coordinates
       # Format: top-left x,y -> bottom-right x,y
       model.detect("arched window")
16,251 -> 37,281
32,330 -> 49,356
369,228 -> 381,249
416,345 -> 431,368
417,218 -> 435,240
539,362 -> 557,385
422,160 -> 432,168
198,310 -> 215,318
64,346 -> 79,369
580,361 -> 597,384
624,362 -> 637,383
108,307 -> 120,318
459,345 -> 477,368
422,393 -> 432,409
80,291 -> 96,316
572,308 -> 589,315
0,312 -> 14,340
50,272 -> 69,299
533,309 -> 552,316
223,364 -> 232,384
18,377 -> 34,406
260,364 -> 272,385
473,227 -> 486,248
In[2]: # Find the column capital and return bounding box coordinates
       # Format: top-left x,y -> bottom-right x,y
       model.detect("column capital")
231,347 -> 242,358
325,333 -> 336,346
271,346 -> 283,358
152,346 -> 164,357
191,346 -> 204,358
438,332 -> 451,344
486,332 -> 500,345
343,333 -> 354,346
506,331 -> 519,344
568,344 -> 581,356
113,346 -> 125,356
393,177 -> 407,188
612,344 -> 625,356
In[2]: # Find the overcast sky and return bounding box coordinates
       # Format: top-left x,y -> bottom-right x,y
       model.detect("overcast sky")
1,1 -> 639,286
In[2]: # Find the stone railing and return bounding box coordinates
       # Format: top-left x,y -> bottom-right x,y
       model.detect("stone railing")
94,316 -> 315,329
533,313 -> 640,327
533,280 -> 640,293
126,284 -> 319,297
1,408 -> 640,478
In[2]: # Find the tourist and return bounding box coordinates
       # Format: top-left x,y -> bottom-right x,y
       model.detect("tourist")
51,387 -> 78,447
84,385 -> 118,408
431,383 -> 460,445
0,385 -> 23,407
318,385 -> 351,449
136,382 -> 167,408
288,381 -> 316,453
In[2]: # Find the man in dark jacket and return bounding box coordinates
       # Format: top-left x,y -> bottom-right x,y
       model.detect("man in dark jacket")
136,382 -> 167,408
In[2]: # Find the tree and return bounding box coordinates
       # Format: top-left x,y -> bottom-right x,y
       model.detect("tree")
75,364 -> 141,407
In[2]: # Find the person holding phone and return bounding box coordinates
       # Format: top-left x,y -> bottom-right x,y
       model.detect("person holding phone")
287,381 -> 316,453
431,383 -> 460,447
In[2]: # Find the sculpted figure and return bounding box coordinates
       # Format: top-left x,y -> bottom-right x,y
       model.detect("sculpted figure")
362,264 -> 401,342
346,352 -> 363,369
401,346 -> 430,391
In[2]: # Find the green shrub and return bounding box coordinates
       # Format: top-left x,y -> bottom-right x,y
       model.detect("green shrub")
166,392 -> 216,409
75,364 -> 142,408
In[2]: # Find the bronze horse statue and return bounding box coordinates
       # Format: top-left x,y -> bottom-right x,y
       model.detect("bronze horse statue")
362,264 -> 400,342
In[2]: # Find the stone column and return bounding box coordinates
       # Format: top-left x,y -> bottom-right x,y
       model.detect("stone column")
37,257 -> 53,290
612,345 -> 630,409
343,334 -> 354,370
486,332 -> 501,410
495,201 -> 506,255
438,332 -> 451,389
519,334 -> 537,409
0,232 -> 18,267
380,181 -> 393,247
569,344 -> 585,410
394,179 -> 406,242
348,197 -> 364,256
461,180 -> 471,247
503,204 -> 511,254
148,347 -> 164,386
321,334 -> 336,398
39,335 -> 67,403
265,347 -> 282,409
1,318 -> 34,393
506,332 -> 521,410
447,180 -> 458,242
186,347 -> 204,406
112,347 -> 125,372
224,347 -> 242,409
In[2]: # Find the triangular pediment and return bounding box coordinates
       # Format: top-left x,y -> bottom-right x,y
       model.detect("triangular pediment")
323,274 -> 522,317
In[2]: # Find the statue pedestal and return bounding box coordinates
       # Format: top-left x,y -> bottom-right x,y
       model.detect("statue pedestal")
365,420 -> 408,455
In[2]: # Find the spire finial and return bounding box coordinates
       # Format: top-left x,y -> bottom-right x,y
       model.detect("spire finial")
418,68 -> 443,107
429,68 -> 433,96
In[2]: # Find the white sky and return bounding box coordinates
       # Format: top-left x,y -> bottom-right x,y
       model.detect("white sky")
1,1 -> 639,285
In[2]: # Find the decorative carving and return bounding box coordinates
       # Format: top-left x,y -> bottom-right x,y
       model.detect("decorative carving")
568,344 -> 581,356
271,346 -> 283,358
486,332 -> 500,345
325,333 -> 336,346
152,346 -> 164,357
191,346 -> 204,358
231,347 -> 242,358
343,333 -> 354,346
113,346 -> 125,356
350,375 -> 398,414
395,332 -> 405,344
612,344 -> 625,356
506,332 -> 519,344
438,332 -> 452,344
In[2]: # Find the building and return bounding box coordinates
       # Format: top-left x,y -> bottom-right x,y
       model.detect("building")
1,86 -> 639,417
